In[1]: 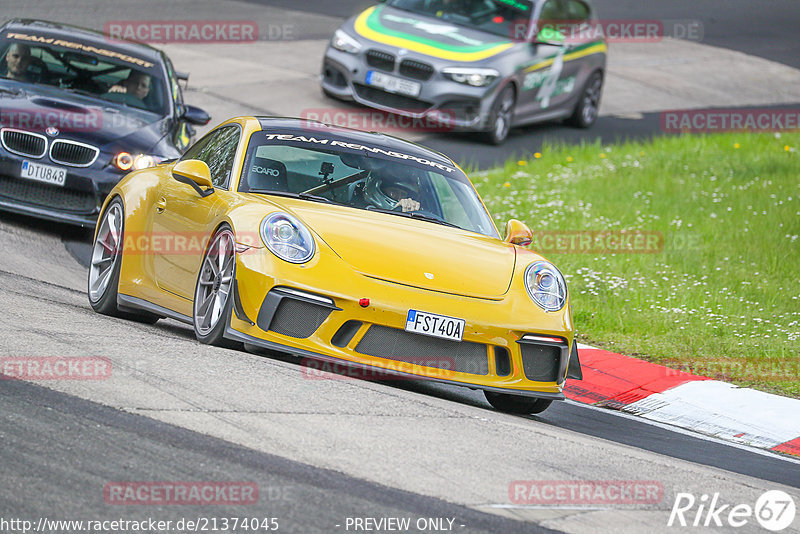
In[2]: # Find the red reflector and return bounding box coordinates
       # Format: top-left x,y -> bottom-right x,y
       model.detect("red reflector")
492,15 -> 504,23
359,298 -> 370,307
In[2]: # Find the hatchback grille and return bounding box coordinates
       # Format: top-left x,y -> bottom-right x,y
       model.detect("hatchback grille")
269,298 -> 331,339
49,140 -> 99,167
399,59 -> 434,81
365,49 -> 395,72
1,129 -> 47,158
353,83 -> 432,114
355,324 -> 489,375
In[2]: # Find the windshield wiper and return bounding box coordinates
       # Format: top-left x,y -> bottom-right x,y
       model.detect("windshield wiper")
249,190 -> 332,204
366,207 -> 460,229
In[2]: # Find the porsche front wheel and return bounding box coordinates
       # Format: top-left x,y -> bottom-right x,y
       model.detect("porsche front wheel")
193,225 -> 238,347
484,391 -> 553,414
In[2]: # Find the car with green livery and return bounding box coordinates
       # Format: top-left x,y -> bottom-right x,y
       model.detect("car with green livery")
321,0 -> 607,144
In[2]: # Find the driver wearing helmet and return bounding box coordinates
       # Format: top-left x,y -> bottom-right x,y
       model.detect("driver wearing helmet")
359,168 -> 423,212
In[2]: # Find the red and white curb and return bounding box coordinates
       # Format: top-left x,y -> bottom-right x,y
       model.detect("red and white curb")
565,344 -> 800,457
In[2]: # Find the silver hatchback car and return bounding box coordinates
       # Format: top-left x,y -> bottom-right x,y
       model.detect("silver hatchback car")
321,0 -> 607,144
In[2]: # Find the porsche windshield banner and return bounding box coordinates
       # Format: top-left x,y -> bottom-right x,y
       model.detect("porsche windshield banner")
5,32 -> 155,68
261,133 -> 457,174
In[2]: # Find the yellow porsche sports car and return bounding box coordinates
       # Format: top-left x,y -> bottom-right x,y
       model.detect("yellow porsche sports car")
88,116 -> 581,414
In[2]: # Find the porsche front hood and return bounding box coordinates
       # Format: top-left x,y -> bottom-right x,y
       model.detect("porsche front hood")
295,204 -> 515,299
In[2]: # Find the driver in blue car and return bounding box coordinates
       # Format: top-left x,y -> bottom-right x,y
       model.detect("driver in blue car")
107,70 -> 151,104
3,43 -> 31,81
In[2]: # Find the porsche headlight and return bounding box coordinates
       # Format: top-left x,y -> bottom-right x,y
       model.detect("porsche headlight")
331,29 -> 362,54
260,212 -> 315,263
113,152 -> 163,171
442,67 -> 499,87
524,261 -> 567,312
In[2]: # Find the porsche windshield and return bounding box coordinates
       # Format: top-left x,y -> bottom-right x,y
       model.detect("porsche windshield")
386,0 -> 533,38
0,32 -> 168,115
240,133 -> 499,238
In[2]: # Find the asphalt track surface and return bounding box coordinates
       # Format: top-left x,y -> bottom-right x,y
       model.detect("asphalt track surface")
2,1 -> 800,532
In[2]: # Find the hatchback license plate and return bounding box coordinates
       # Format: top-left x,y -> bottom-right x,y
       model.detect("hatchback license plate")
21,160 -> 66,187
405,309 -> 464,342
366,70 -> 422,97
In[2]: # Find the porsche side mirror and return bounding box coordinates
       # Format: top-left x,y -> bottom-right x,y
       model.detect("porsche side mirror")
504,219 -> 533,246
182,104 -> 211,126
172,159 -> 214,197
533,26 -> 566,46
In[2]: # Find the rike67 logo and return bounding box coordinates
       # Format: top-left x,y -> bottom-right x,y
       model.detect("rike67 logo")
668,490 -> 796,531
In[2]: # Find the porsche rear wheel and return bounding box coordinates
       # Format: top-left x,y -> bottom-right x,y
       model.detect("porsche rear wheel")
88,199 -> 159,323
193,225 -> 238,347
484,391 -> 553,414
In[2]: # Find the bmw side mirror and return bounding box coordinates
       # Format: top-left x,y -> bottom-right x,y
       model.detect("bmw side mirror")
172,159 -> 215,197
504,219 -> 533,246
182,105 -> 211,126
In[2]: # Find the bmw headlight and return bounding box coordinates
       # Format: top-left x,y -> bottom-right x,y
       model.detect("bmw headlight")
524,261 -> 567,312
331,29 -> 362,54
260,212 -> 315,263
113,152 -> 163,171
442,67 -> 499,87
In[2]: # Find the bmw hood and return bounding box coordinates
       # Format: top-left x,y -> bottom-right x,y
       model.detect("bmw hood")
351,5 -> 515,62
0,81 -> 166,151
294,203 -> 515,299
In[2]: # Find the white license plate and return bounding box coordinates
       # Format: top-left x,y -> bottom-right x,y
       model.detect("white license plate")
405,309 -> 465,342
366,70 -> 422,97
21,160 -> 67,187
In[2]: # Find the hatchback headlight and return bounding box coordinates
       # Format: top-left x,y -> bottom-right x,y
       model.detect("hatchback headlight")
260,212 -> 315,263
331,29 -> 362,54
442,67 -> 499,87
524,261 -> 567,312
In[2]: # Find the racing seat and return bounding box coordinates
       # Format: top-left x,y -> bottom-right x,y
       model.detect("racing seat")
246,157 -> 288,192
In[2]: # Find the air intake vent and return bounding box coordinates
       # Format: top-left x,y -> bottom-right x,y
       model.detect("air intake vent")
1,129 -> 47,158
355,325 -> 489,375
519,344 -> 561,382
49,139 -> 99,167
269,298 -> 331,339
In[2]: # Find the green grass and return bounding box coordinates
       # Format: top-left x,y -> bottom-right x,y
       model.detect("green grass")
472,133 -> 800,398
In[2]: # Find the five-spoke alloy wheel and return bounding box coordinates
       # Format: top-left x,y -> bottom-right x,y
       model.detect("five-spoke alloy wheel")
193,226 -> 237,346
